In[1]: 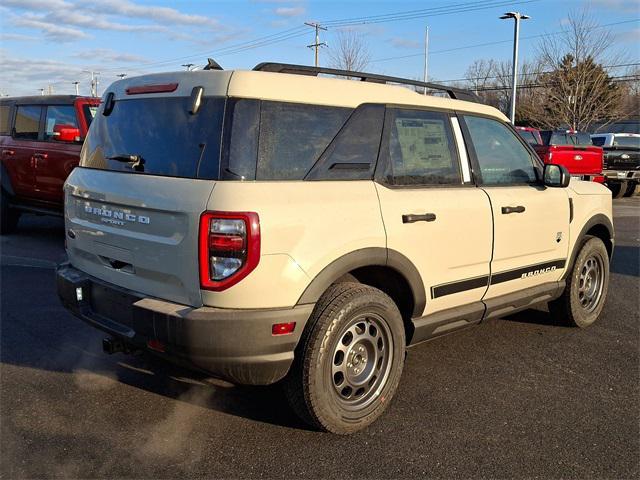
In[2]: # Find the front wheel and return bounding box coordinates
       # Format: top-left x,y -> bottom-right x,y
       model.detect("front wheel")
284,282 -> 406,434
549,236 -> 609,328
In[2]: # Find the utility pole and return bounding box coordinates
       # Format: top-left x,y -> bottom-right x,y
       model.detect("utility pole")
73,81 -> 80,95
304,22 -> 327,67
182,63 -> 195,71
423,26 -> 429,95
83,70 -> 100,97
500,12 -> 530,123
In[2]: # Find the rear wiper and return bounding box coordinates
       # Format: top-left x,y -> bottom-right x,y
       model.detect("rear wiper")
107,154 -> 145,171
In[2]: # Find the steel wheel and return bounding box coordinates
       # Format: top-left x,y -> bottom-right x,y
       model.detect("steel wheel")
578,254 -> 605,313
330,313 -> 393,411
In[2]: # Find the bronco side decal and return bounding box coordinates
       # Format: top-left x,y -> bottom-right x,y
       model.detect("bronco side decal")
431,259 -> 566,299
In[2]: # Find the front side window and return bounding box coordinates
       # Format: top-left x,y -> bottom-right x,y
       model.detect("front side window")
463,115 -> 537,185
13,105 -> 42,140
382,108 -> 461,185
257,101 -> 351,180
45,105 -> 79,141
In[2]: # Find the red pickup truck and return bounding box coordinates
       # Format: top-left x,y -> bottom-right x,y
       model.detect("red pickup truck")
526,129 -> 604,183
0,95 -> 100,233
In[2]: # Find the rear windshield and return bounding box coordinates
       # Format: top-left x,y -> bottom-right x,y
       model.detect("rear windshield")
516,129 -> 540,146
591,136 -> 606,146
541,131 -> 592,146
81,96 -> 225,179
613,136 -> 640,149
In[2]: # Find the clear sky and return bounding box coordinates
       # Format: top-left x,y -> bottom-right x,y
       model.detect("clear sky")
0,0 -> 638,97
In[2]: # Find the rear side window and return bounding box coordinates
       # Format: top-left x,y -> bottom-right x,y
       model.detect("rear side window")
381,108 -> 461,186
613,136 -> 640,148
14,105 -> 42,140
82,104 -> 98,128
463,115 -> 537,185
81,96 -> 225,179
45,105 -> 78,140
257,102 -> 351,180
306,104 -> 385,180
0,105 -> 11,134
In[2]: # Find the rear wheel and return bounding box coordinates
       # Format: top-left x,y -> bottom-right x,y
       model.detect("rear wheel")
608,181 -> 627,199
0,190 -> 20,234
284,282 -> 405,434
549,236 -> 609,328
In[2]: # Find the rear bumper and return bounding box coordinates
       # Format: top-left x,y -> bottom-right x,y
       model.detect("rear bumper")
56,263 -> 313,385
603,170 -> 640,182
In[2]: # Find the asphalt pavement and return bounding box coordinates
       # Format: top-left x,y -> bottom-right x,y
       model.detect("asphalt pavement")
1,197 -> 638,479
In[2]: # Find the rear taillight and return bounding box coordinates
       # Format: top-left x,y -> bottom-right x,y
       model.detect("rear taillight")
199,211 -> 260,291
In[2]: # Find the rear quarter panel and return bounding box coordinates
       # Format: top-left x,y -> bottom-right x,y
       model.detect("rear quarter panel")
202,181 -> 386,309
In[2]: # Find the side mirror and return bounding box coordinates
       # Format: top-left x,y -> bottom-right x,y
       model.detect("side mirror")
52,124 -> 81,142
543,163 -> 570,188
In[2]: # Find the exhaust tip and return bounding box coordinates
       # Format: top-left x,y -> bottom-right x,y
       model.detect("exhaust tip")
102,337 -> 124,355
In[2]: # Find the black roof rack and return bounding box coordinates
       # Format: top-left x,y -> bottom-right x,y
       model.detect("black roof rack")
253,62 -> 480,103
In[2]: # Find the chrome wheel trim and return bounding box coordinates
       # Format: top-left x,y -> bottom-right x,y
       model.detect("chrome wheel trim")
577,254 -> 605,313
330,313 -> 393,411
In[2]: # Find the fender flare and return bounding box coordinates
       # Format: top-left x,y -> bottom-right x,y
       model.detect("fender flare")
562,213 -> 614,280
296,247 -> 426,317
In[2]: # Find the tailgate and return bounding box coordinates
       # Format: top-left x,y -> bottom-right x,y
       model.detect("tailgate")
65,168 -> 215,307
550,146 -> 602,175
603,148 -> 640,171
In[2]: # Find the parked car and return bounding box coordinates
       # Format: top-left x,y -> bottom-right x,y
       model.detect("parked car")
532,130 -> 604,183
0,95 -> 100,233
515,126 -> 542,146
56,63 -> 613,434
591,133 -> 640,198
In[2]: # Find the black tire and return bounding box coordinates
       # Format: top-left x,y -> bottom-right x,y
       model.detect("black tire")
609,181 -> 627,199
0,190 -> 20,234
284,282 -> 405,434
622,181 -> 638,197
549,236 -> 609,328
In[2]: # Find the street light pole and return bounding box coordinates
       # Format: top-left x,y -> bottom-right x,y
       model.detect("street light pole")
423,26 -> 429,95
500,12 -> 530,124
73,81 -> 80,95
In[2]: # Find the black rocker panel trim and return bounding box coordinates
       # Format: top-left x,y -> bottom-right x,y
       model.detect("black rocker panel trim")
431,259 -> 566,299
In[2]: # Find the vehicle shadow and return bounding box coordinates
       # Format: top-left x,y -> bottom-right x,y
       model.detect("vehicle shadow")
610,245 -> 639,278
0,262 -> 313,432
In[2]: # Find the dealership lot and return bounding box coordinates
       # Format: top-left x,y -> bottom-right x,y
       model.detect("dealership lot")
1,197 -> 638,479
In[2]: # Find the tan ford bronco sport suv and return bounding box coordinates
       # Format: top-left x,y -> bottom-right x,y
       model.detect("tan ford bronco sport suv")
56,62 -> 613,434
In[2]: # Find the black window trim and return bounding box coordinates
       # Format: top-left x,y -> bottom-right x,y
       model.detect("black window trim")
457,111 -> 543,188
42,104 -> 82,144
11,104 -> 45,142
304,102 -> 385,181
374,104 -> 471,190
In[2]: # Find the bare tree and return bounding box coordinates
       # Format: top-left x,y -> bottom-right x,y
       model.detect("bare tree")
328,30 -> 371,73
527,8 -> 626,130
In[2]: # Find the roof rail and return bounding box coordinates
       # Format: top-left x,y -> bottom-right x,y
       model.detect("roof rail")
253,62 -> 481,103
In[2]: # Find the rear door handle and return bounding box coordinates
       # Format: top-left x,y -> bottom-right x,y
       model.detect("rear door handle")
501,205 -> 526,214
2,149 -> 15,156
402,213 -> 436,223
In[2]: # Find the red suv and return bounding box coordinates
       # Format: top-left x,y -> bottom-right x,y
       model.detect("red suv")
0,95 -> 99,233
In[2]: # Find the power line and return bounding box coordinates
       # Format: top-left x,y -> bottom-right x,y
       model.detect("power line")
440,62 -> 640,85
471,73 -> 639,92
321,0 -> 540,27
370,19 -> 639,64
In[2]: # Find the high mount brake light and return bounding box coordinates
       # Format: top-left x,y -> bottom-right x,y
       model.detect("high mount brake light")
199,212 -> 260,291
125,83 -> 179,95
